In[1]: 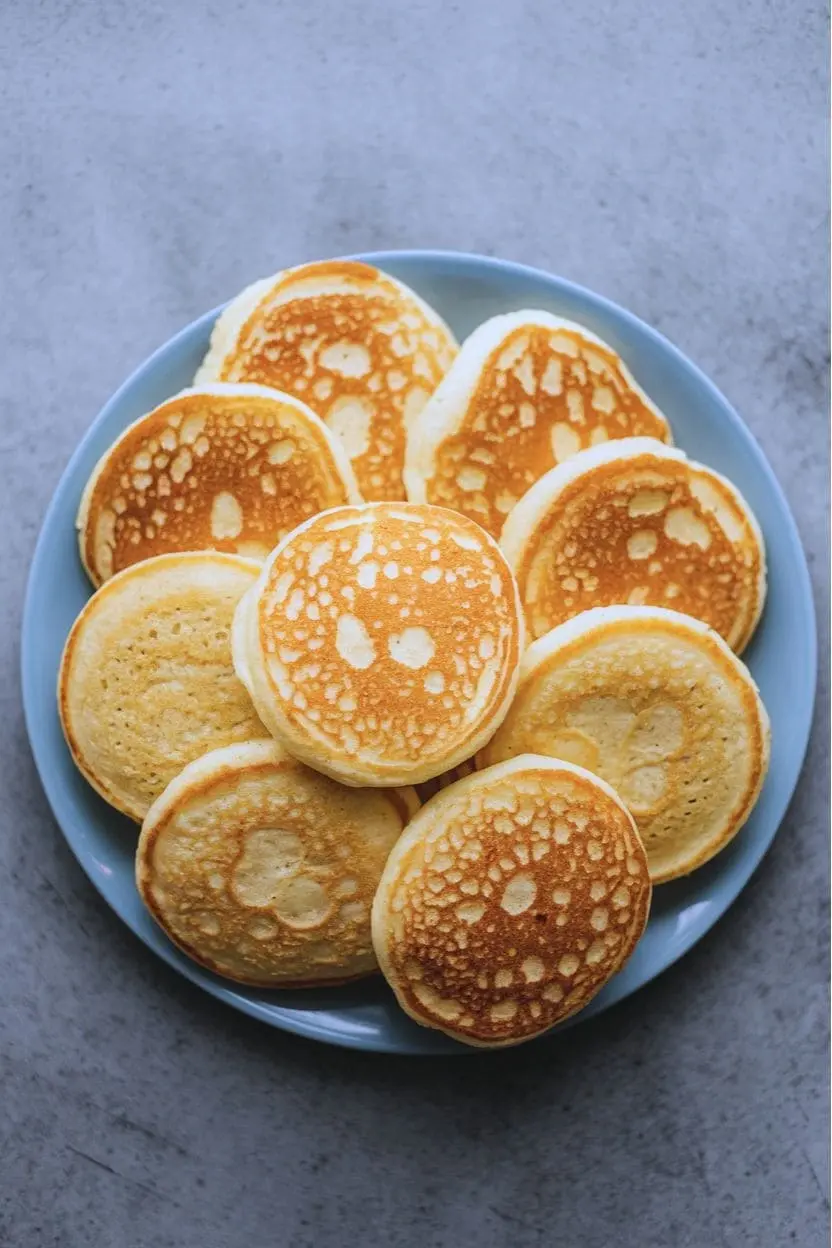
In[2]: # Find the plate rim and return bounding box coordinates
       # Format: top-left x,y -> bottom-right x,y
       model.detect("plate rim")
21,247 -> 818,1054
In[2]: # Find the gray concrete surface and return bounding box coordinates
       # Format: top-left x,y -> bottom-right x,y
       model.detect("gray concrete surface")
1,2 -> 828,1245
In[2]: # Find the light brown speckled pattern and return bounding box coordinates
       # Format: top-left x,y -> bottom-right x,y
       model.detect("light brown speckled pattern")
500,438 -> 766,652
479,607 -> 771,883
372,755 -> 651,1047
78,384 -> 360,585
137,740 -> 417,987
405,311 -> 671,536
196,261 -> 457,502
232,502 -> 523,786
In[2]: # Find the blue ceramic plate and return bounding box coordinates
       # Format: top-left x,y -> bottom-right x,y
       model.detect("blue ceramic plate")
22,251 -> 816,1054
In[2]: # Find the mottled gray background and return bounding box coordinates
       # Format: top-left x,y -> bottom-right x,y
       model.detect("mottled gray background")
1,2 -> 828,1245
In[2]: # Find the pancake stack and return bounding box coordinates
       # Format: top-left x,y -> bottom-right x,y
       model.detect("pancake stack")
58,258 -> 771,1046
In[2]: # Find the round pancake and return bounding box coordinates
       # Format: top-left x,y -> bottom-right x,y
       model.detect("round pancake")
58,552 -> 264,822
137,740 -> 418,987
195,260 -> 458,502
78,383 -> 361,585
500,437 -> 766,652
372,754 -> 651,1047
405,310 -> 672,536
479,606 -> 771,883
232,502 -> 523,787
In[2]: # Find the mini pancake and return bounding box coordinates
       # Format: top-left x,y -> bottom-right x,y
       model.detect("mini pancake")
479,606 -> 771,883
59,552 -> 264,822
232,502 -> 523,787
405,310 -> 671,536
137,740 -> 418,987
372,754 -> 651,1048
78,383 -> 361,585
195,260 -> 458,502
500,437 -> 766,652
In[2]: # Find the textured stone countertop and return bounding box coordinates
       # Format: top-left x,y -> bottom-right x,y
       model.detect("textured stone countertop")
1,2 -> 827,1244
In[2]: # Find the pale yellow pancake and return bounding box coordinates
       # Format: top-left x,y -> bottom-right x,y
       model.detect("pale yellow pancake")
232,502 -> 523,787
372,755 -> 651,1047
58,552 -> 263,822
137,740 -> 418,987
479,606 -> 771,883
500,437 -> 766,652
405,310 -> 672,536
78,384 -> 360,585
195,260 -> 457,501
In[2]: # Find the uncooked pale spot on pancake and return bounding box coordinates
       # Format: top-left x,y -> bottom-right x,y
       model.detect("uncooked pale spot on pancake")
566,390 -> 585,425
388,626 -> 435,670
540,358 -> 563,395
552,422 -> 580,462
450,530 -> 481,552
589,426 -> 609,446
521,955 -> 545,982
326,396 -> 373,461
357,560 -> 378,589
424,671 -> 445,694
308,541 -> 334,576
318,342 -> 371,377
500,872 -> 536,915
591,386 -> 615,414
664,506 -> 712,549
268,439 -> 295,464
271,876 -> 332,929
628,489 -> 668,517
231,827 -> 305,906
211,491 -> 244,540
627,530 -> 658,560
457,466 -> 487,492
336,613 -> 376,669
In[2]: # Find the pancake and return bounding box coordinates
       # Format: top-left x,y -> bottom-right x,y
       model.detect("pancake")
78,383 -> 361,585
232,502 -> 523,787
405,310 -> 672,536
195,260 -> 458,502
137,740 -> 418,987
500,437 -> 766,652
372,754 -> 651,1047
479,606 -> 771,883
58,552 -> 264,822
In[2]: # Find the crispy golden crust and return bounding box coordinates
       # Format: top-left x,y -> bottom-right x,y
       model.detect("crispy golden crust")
500,439 -> 766,653
406,312 -> 671,536
137,740 -> 416,987
58,552 -> 263,822
78,384 -> 360,585
232,503 -> 524,786
372,755 -> 651,1047
479,607 -> 771,883
196,261 -> 457,502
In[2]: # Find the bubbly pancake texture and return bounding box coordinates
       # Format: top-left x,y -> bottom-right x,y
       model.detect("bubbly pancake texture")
232,503 -> 523,787
405,310 -> 671,536
59,552 -> 264,822
196,260 -> 458,502
137,741 -> 417,987
78,384 -> 360,585
372,755 -> 651,1047
479,607 -> 771,883
501,438 -> 766,652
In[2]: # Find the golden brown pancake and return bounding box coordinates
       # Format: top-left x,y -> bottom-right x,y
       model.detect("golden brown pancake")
500,437 -> 766,652
232,502 -> 523,786
137,740 -> 418,987
78,384 -> 360,585
405,310 -> 672,536
58,552 -> 263,822
372,755 -> 651,1047
479,606 -> 771,883
195,260 -> 458,501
